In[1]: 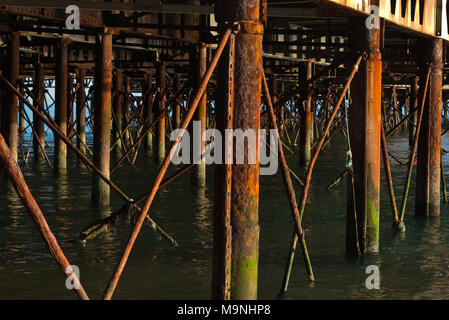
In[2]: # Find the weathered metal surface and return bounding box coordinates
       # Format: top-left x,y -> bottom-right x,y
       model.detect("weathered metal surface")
300,61 -> 313,168
192,43 -> 207,187
143,72 -> 154,154
415,38 -> 443,217
155,62 -> 166,165
54,37 -> 69,174
92,31 -> 113,207
112,69 -> 123,154
33,62 -> 46,163
174,74 -> 182,129
347,17 -> 382,254
76,68 -> 87,156
215,0 -> 265,300
212,30 -> 235,300
2,32 -> 20,161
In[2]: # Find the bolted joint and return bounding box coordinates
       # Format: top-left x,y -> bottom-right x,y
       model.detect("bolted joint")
233,20 -> 263,35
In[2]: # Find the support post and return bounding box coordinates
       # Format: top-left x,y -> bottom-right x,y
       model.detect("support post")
415,38 -> 443,217
33,62 -> 46,163
409,76 -> 419,146
18,80 -> 25,141
76,68 -> 87,156
347,18 -> 382,254
215,0 -> 263,299
155,62 -> 166,165
143,72 -> 153,154
54,38 -> 69,174
192,44 -> 207,187
92,31 -> 112,206
3,32 -> 20,161
122,76 -> 131,147
112,69 -> 123,154
299,61 -> 313,168
174,73 -> 181,128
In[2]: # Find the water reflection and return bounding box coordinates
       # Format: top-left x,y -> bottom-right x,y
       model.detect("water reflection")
2,129 -> 449,299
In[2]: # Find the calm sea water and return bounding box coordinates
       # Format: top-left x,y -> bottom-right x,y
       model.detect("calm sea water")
1,128 -> 448,300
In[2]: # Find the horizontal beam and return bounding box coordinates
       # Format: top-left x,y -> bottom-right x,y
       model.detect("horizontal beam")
0,1 -> 321,17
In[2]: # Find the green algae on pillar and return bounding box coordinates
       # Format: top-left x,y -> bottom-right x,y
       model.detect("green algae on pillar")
92,31 -> 113,206
3,32 -> 20,162
214,0 -> 263,300
155,61 -> 166,165
76,68 -> 87,156
192,44 -> 207,187
54,37 -> 70,174
347,18 -> 382,254
415,38 -> 443,217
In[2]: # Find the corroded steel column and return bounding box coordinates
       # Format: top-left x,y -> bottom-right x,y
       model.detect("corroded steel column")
409,76 -> 419,146
347,18 -> 382,254
76,68 -> 87,156
215,0 -> 263,300
67,72 -> 74,140
54,37 -> 69,174
143,72 -> 153,154
122,75 -> 131,147
33,62 -> 45,163
3,32 -> 20,161
415,38 -> 443,217
174,73 -> 181,128
212,30 -> 235,300
18,81 -> 25,141
192,44 -> 207,186
299,61 -> 313,168
92,31 -> 113,206
155,61 -> 166,164
112,68 -> 123,154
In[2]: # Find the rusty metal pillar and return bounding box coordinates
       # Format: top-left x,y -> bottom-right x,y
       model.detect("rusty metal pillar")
33,62 -> 45,163
212,29 -> 234,300
3,32 -> 20,161
214,0 -> 263,300
122,75 -> 131,147
112,68 -> 123,154
347,18 -> 382,254
76,68 -> 87,156
92,31 -> 112,206
299,61 -> 313,168
155,61 -> 166,165
415,38 -> 443,217
54,37 -> 69,174
409,76 -> 419,145
174,73 -> 181,128
143,72 -> 153,154
18,80 -> 25,141
192,44 -> 207,187
67,71 -> 74,141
